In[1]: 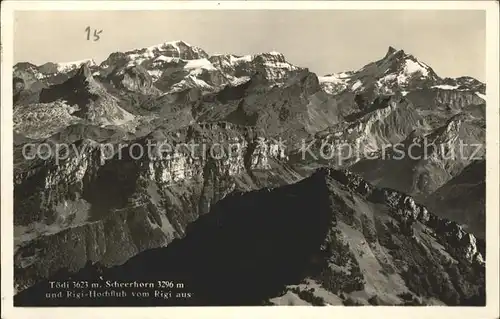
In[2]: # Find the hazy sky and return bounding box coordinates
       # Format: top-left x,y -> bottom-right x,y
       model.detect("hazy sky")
14,10 -> 486,80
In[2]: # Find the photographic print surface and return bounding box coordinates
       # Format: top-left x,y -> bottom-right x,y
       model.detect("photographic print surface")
10,7 -> 489,307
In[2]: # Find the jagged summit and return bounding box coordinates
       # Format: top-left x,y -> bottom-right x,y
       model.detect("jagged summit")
318,45 -> 443,97
210,50 -> 287,61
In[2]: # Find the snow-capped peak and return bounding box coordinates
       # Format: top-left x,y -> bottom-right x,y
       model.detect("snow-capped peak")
318,72 -> 351,83
399,59 -> 430,79
370,47 -> 440,93
268,51 -> 283,56
431,84 -> 460,90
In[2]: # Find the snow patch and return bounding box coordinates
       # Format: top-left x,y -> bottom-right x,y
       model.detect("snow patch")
147,70 -> 163,79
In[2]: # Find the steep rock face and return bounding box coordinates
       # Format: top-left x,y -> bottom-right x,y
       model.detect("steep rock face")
411,88 -> 485,110
14,168 -> 485,306
13,77 -> 25,94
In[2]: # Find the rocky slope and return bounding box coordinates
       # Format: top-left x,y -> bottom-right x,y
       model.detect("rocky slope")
12,42 -> 487,304
14,169 -> 485,306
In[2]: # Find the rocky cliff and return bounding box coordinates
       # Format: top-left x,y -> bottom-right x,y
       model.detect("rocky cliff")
12,43 -> 487,306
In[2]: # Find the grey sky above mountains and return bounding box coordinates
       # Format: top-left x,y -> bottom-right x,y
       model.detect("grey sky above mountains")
14,10 -> 485,81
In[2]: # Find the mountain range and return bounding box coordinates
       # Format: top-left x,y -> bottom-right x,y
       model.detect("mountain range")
12,40 -> 486,306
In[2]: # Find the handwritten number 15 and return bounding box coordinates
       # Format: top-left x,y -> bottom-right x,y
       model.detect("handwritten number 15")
85,26 -> 102,41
